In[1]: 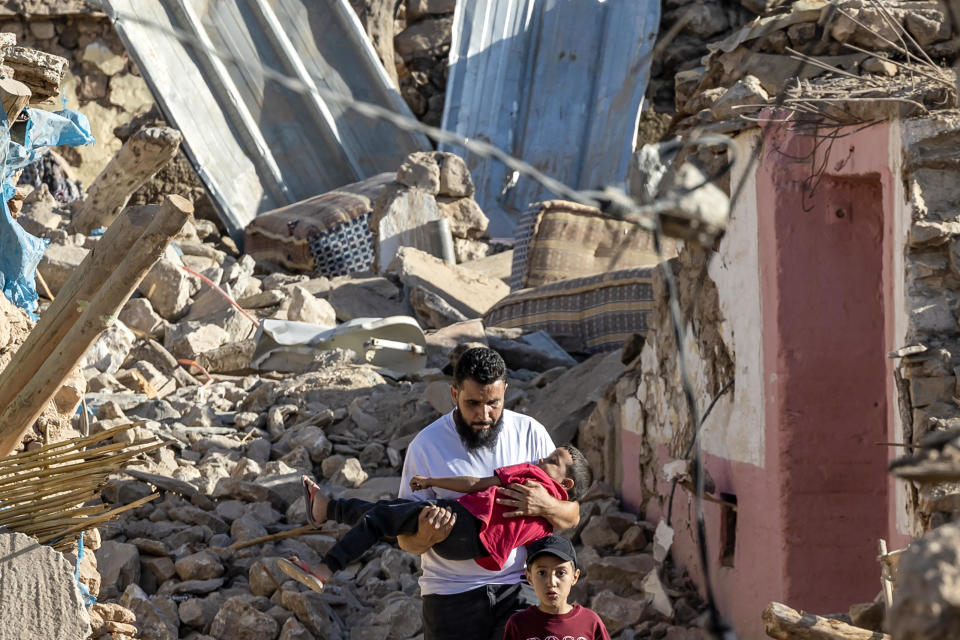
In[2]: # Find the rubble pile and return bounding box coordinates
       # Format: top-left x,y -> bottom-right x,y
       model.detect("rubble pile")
669,0 -> 957,132
394,0 -> 455,127
0,136 -> 707,638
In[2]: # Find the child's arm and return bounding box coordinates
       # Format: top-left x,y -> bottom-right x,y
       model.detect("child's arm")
410,474 -> 502,494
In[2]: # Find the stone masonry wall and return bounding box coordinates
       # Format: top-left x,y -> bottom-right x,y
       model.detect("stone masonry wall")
894,113 -> 960,533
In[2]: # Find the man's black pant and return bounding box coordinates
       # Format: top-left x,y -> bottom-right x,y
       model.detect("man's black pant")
323,497 -> 488,571
423,582 -> 539,640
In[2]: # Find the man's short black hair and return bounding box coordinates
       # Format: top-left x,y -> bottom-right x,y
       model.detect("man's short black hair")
559,444 -> 592,501
453,347 -> 507,387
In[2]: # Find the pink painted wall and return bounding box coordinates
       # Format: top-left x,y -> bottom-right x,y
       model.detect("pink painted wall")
626,122 -> 906,639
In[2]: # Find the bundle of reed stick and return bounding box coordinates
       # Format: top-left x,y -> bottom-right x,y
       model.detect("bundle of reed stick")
0,422 -> 162,551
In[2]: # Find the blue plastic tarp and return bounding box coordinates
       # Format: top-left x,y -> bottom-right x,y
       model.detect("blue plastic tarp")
0,108 -> 94,315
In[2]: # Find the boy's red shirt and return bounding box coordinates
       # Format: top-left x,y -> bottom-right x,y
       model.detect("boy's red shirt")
503,604 -> 611,640
456,461 -> 568,570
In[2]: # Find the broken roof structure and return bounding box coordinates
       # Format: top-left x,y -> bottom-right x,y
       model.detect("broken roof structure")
106,0 -> 429,245
440,0 -> 660,236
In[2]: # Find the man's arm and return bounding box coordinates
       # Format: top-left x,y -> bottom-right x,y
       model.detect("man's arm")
496,480 -> 580,531
410,474 -> 501,494
396,505 -> 457,554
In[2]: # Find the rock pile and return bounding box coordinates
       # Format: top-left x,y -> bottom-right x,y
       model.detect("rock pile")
0,139 -> 711,638
394,0 -> 455,127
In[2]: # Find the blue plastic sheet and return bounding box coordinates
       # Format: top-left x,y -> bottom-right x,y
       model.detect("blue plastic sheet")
0,108 -> 94,316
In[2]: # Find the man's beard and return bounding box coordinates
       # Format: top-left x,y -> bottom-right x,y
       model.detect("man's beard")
453,408 -> 504,451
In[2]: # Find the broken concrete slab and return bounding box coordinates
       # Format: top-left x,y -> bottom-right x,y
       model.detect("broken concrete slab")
524,351 -> 626,443
371,183 -> 452,272
0,531 -> 91,640
410,285 -> 468,329
388,246 -> 509,319
328,274 -> 408,321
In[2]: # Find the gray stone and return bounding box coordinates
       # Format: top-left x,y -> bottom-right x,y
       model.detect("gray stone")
139,258 -> 195,321
289,426 -> 333,462
582,553 -> 657,595
910,376 -> 957,407
395,16 -> 453,58
388,247 -> 510,319
179,593 -> 225,630
374,595 -> 423,640
410,285 -> 468,329
436,196 -> 488,239
37,242 -> 89,296
372,184 -> 445,273
905,11 -> 949,46
142,556 -> 177,584
395,151 -> 440,193
165,321 -> 230,360
328,275 -> 407,322
615,525 -> 649,553
120,297 -> 168,339
157,577 -> 225,596
710,75 -> 768,120
407,0 -> 456,21
286,285 -> 336,326
82,320 -> 137,374
281,590 -> 340,639
279,617 -> 317,640
175,551 -> 225,581
249,558 -> 286,597
230,514 -> 269,543
331,457 -> 369,488
580,515 -> 622,549
437,152 -> 474,197
861,57 -> 897,77
120,584 -> 179,640
590,590 -> 650,635
0,531 -> 91,640
96,540 -> 141,599
210,596 -> 279,640
889,520 -> 960,640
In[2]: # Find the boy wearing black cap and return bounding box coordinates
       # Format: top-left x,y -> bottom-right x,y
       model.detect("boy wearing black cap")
504,535 -> 611,640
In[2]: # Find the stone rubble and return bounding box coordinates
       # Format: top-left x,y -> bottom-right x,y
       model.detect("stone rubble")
1,132 -> 714,638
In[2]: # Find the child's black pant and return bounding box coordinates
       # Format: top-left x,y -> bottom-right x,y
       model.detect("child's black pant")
322,497 -> 489,571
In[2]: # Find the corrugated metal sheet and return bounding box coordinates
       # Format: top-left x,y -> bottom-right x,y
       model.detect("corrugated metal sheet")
441,0 -> 660,237
106,0 -> 429,244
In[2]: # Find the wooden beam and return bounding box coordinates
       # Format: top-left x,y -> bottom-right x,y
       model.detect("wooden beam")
0,77 -> 30,127
763,602 -> 890,640
0,195 -> 192,456
0,206 -> 156,418
70,127 -> 182,234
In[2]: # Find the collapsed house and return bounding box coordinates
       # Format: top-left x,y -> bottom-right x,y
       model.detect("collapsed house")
7,0 -> 960,639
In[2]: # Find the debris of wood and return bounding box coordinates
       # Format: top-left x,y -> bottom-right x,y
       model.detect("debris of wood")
71,126 -> 183,234
762,602 -> 891,639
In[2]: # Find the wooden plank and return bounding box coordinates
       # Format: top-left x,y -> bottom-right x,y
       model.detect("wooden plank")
763,602 -> 891,640
0,196 -> 193,456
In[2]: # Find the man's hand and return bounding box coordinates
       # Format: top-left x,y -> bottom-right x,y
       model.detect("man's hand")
410,475 -> 432,492
497,481 -> 580,530
396,505 -> 456,555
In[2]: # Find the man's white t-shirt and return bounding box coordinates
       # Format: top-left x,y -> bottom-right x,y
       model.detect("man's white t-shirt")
398,409 -> 555,595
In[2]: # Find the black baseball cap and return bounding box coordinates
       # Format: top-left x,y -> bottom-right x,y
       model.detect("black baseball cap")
525,535 -> 577,568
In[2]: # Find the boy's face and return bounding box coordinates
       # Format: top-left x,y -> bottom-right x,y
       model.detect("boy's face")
538,448 -> 574,490
525,554 -> 580,614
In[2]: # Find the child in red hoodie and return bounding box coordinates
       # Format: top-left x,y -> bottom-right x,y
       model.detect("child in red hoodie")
504,535 -> 610,640
278,445 -> 592,592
